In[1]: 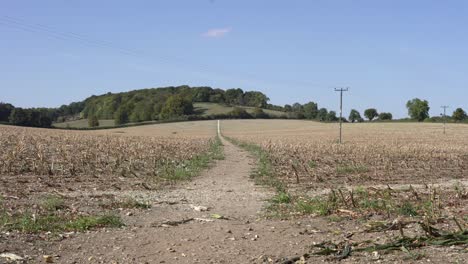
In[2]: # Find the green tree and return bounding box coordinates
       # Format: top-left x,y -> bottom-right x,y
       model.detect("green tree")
192,87 -> 212,102
406,98 -> 430,121
291,103 -> 305,119
209,89 -> 225,103
224,88 -> 244,105
452,108 -> 467,122
303,102 -> 318,119
9,108 -> 28,126
0,103 -> 15,122
243,91 -> 269,108
317,108 -> 328,121
327,111 -> 338,121
349,109 -> 363,123
364,108 -> 378,121
152,102 -> 164,120
378,112 -> 393,120
8,108 -> 51,127
130,102 -> 153,122
114,107 -> 129,125
88,116 -> 100,127
160,95 -> 193,120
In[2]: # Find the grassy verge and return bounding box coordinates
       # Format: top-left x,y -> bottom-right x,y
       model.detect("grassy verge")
0,213 -> 123,233
224,136 -> 294,219
224,136 -> 284,192
160,136 -> 224,182
0,195 -> 124,233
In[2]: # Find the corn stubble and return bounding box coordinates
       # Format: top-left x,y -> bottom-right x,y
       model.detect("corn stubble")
223,121 -> 468,186
0,126 -> 212,180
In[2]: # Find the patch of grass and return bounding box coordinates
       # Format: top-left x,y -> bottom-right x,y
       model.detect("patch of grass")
295,197 -> 334,216
276,186 -> 460,222
160,136 -> 224,182
398,201 -> 419,216
336,164 -> 369,175
225,137 -> 284,192
1,212 -> 123,233
308,160 -> 317,169
41,195 -> 66,211
272,192 -> 291,204
193,102 -> 286,117
65,214 -> 124,231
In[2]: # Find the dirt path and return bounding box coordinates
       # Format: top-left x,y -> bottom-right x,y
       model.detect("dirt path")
38,136 -> 317,263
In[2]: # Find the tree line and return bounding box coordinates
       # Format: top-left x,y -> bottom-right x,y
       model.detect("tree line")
0,86 -> 271,128
0,103 -> 54,127
1,88 -> 467,128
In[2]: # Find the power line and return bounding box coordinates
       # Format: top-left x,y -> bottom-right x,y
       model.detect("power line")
0,15 -> 331,92
334,87 -> 348,144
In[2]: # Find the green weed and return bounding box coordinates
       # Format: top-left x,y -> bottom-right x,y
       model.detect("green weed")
41,195 -> 66,211
272,192 -> 291,204
1,212 -> 123,233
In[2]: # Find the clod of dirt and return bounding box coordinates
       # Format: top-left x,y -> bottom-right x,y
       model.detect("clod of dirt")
43,255 -> 54,263
0,253 -> 24,261
190,205 -> 209,212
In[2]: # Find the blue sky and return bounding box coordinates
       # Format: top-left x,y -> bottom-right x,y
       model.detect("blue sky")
1,0 -> 467,118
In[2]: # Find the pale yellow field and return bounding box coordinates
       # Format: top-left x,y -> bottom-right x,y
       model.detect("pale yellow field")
92,120 -> 217,138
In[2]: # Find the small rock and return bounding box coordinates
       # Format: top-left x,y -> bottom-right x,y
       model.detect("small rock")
0,253 -> 24,261
372,251 -> 380,260
190,205 -> 209,212
126,212 -> 133,216
43,255 -> 54,263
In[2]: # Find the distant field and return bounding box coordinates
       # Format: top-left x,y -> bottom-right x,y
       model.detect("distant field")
52,103 -> 286,129
53,119 -> 115,128
193,102 -> 286,117
93,120 -> 217,138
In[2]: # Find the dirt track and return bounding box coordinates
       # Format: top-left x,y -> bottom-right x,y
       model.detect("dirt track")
28,136 -> 314,263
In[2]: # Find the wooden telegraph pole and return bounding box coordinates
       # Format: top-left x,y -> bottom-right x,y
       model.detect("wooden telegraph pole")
334,87 -> 349,144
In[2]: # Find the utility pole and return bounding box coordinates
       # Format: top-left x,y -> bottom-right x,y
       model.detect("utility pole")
441,106 -> 449,134
335,87 -> 349,144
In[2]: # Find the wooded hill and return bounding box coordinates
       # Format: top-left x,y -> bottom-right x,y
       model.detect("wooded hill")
1,86 -> 276,128
80,86 -> 271,124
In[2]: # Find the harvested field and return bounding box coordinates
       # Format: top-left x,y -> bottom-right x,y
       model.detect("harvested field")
222,119 -> 468,262
1,120 -> 467,263
222,120 -> 468,188
0,121 -> 224,263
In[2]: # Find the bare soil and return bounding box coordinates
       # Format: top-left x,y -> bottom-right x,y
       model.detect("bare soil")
1,136 -> 466,263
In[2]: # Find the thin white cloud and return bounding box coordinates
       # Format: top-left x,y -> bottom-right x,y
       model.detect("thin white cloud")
202,28 -> 231,38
